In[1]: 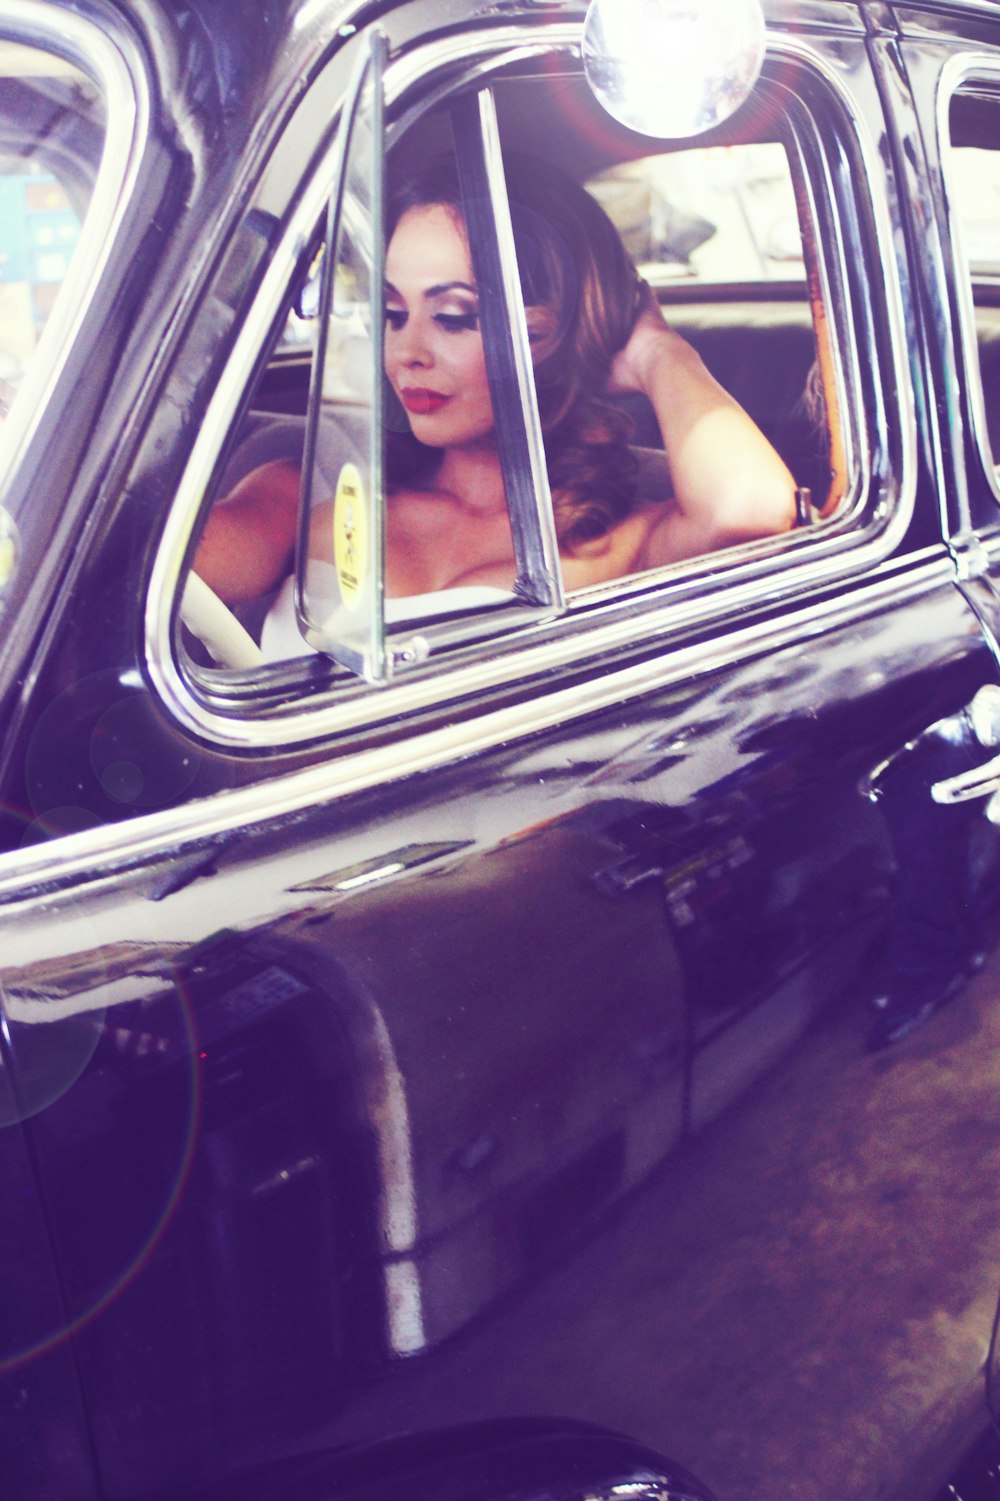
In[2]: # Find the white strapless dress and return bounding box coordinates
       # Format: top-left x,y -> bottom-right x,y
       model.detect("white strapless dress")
261,572 -> 515,662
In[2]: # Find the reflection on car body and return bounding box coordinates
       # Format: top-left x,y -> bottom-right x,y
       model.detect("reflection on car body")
6,2 -> 1000,1499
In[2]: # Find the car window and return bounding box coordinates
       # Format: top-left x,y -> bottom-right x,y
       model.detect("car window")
162,36 -> 894,742
945,84 -> 1000,484
0,41 -> 105,430
182,90 -> 834,673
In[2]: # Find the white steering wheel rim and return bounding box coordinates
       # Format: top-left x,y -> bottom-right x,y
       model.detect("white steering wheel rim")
180,572 -> 265,670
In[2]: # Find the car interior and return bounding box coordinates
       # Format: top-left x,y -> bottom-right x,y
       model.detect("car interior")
179,58 -> 841,675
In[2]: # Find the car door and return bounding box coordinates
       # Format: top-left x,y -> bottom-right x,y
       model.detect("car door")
3,4 -> 1000,1501
0,1046 -> 99,1501
894,7 -> 1000,767
0,15 -> 127,1497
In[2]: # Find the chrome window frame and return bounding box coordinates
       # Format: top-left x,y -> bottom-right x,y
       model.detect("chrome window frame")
937,53 -> 1000,509
452,85 -> 565,610
146,23 -> 915,753
0,0 -> 146,500
780,84 -> 866,523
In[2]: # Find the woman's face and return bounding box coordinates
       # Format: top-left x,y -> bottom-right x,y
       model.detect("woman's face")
384,204 -> 495,450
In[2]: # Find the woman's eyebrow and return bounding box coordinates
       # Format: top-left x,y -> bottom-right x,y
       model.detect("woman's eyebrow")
383,278 -> 477,298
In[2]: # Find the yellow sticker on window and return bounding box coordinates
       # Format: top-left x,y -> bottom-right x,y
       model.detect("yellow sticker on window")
333,462 -> 366,611
0,536 -> 15,590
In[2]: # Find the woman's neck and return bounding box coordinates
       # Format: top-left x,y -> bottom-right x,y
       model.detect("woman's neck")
433,443 -> 507,515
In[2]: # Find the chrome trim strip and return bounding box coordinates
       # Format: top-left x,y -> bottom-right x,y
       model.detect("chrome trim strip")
474,86 -> 564,607
3,551 -> 959,906
897,5 -> 1000,40
383,1259 -> 426,1356
386,23 -> 579,101
936,53 -> 1000,509
873,33 -> 970,537
146,26 -> 916,750
792,30 -> 917,540
365,1002 -> 425,1352
785,88 -> 867,521
0,2 -> 146,495
368,1004 -> 419,1254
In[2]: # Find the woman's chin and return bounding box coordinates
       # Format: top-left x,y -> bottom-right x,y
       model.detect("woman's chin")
407,423 -> 448,448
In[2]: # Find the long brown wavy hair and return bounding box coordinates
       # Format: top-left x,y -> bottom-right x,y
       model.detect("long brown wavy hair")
385,152 -> 642,552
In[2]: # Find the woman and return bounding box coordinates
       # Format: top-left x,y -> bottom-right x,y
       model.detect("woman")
194,153 -> 797,608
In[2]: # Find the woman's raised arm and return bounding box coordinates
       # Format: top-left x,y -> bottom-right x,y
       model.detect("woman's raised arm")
608,286 -> 798,565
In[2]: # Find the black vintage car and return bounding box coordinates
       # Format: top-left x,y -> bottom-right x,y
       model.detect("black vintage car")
5,0 -> 1000,1497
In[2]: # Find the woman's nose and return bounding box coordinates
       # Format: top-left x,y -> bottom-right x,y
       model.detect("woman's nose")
394,318 -> 432,369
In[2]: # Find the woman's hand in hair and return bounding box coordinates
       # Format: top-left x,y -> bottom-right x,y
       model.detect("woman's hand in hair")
607,281 -> 678,397
607,279 -> 797,562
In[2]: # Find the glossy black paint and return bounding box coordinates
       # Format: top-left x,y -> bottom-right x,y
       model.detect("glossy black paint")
5,2 -> 1000,1499
933,1425 -> 1000,1501
191,1419 -> 716,1501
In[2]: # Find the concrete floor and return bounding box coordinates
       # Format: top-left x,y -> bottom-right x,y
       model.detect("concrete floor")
316,942 -> 1000,1501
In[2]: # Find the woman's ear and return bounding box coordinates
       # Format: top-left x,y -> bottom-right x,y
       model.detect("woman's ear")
525,305 -> 560,364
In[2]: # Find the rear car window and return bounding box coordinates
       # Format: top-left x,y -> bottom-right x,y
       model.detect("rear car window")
0,41 -> 106,429
945,82 -> 1000,485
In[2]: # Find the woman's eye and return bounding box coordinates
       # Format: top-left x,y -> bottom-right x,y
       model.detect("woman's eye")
385,308 -> 407,331
434,311 -> 479,334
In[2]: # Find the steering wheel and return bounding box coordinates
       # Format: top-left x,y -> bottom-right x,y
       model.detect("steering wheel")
180,572 -> 265,670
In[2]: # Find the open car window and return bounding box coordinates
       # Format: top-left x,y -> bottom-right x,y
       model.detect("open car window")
161,28 -> 899,744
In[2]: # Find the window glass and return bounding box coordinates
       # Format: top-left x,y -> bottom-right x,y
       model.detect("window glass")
948,144 -> 1000,283
298,33 -> 386,681
0,41 -> 106,424
946,88 -> 1000,478
587,142 -> 804,286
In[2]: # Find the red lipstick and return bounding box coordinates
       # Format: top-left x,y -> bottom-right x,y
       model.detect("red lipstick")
401,388 -> 450,415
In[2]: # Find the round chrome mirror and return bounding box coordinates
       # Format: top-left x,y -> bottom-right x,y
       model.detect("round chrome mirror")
582,0 -> 766,139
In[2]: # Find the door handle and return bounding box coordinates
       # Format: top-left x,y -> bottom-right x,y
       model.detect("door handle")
931,685 -> 1000,819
